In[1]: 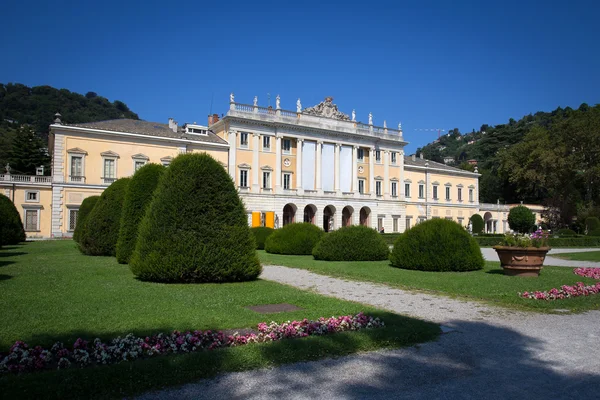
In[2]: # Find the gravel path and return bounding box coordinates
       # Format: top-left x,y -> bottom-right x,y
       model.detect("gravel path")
138,265 -> 600,399
481,247 -> 600,268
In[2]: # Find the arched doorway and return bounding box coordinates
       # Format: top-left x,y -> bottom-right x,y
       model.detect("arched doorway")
484,212 -> 493,233
303,204 -> 316,224
323,205 -> 335,232
360,207 -> 371,227
342,206 -> 353,227
283,204 -> 296,226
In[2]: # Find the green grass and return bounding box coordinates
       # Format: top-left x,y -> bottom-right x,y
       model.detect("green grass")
552,251 -> 600,262
258,251 -> 600,313
0,241 -> 439,399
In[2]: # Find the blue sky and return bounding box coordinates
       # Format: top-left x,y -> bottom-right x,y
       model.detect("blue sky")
1,0 -> 599,153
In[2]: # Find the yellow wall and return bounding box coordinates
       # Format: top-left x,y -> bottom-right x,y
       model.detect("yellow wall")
61,188 -> 105,234
10,187 -> 53,238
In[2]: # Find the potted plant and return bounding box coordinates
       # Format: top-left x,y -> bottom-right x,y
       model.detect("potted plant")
493,229 -> 551,277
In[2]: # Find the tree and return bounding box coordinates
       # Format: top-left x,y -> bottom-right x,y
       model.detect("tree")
469,214 -> 484,234
6,126 -> 50,175
508,205 -> 536,233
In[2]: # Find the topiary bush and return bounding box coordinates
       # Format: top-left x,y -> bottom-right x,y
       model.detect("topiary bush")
390,219 -> 484,272
586,217 -> 600,233
588,229 -> 600,237
557,228 -> 576,237
78,178 -> 131,256
469,214 -> 484,234
312,225 -> 389,261
250,227 -> 275,250
72,195 -> 100,243
0,194 -> 26,245
116,164 -> 165,264
507,205 -> 535,234
265,223 -> 324,255
129,153 -> 261,283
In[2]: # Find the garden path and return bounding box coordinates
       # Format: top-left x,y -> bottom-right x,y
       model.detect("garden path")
139,265 -> 600,399
481,247 -> 600,268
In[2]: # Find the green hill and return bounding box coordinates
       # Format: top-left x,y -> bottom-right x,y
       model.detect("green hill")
0,83 -> 139,175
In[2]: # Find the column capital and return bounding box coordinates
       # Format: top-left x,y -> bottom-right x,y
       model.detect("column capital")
297,138 -> 304,144
353,145 -> 359,150
317,140 -> 324,145
252,132 -> 260,137
335,143 -> 342,149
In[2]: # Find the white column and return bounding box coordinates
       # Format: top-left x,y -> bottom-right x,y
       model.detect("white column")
275,135 -> 282,193
399,150 -> 405,201
296,139 -> 303,193
252,133 -> 260,193
334,144 -> 340,193
426,166 -> 431,219
352,145 -> 358,193
384,150 -> 390,199
228,130 -> 237,181
369,147 -> 375,196
316,140 -> 322,193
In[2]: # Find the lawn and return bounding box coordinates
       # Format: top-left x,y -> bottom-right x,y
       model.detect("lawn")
552,251 -> 600,262
258,251 -> 600,312
0,241 -> 439,399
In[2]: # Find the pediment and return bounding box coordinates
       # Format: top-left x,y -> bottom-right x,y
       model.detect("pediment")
66,147 -> 87,155
238,163 -> 251,169
101,150 -> 120,158
374,175 -> 383,180
302,97 -> 350,121
132,153 -> 149,160
261,165 -> 273,171
160,156 -> 173,162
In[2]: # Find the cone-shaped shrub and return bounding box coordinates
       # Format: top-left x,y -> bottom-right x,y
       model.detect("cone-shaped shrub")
265,223 -> 324,255
72,195 -> 100,243
469,214 -> 484,234
0,194 -> 26,245
312,225 -> 390,261
129,153 -> 261,283
78,178 -> 131,256
116,164 -> 165,264
586,217 -> 600,233
250,226 -> 275,250
391,219 -> 484,272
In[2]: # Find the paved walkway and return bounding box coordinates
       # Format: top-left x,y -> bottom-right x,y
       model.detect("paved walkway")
481,247 -> 600,268
139,266 -> 600,399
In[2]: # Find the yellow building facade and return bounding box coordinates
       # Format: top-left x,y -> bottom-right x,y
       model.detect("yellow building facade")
2,95 -> 535,239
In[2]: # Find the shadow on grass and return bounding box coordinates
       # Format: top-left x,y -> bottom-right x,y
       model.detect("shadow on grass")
485,269 -> 506,275
0,260 -> 15,268
0,274 -> 12,281
0,251 -> 26,258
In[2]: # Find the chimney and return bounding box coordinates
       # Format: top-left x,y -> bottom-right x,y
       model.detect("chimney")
168,118 -> 177,133
208,115 -> 214,125
420,153 -> 424,160
412,154 -> 416,161
212,113 -> 219,124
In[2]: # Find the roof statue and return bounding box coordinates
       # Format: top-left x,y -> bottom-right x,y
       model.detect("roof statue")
352,109 -> 356,121
368,112 -> 373,125
302,97 -> 350,121
398,122 -> 402,131
253,96 -> 258,107
296,98 -> 302,113
276,95 -> 281,109
230,92 -> 235,103
383,120 -> 387,129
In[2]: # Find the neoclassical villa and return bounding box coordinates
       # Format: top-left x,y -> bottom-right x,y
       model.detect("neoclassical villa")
0,95 -> 543,238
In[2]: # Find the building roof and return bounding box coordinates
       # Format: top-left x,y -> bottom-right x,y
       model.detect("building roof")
67,119 -> 228,145
404,155 -> 477,175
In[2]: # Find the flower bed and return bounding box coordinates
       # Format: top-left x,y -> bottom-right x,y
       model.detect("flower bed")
573,267 -> 600,279
0,313 -> 383,374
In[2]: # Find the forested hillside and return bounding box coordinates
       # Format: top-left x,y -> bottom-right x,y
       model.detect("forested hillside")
417,104 -> 600,229
0,83 -> 139,175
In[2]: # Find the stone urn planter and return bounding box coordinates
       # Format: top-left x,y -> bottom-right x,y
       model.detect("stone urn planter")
493,246 -> 551,277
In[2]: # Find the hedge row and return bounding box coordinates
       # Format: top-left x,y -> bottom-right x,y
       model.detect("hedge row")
475,236 -> 600,247
380,233 -> 402,246
250,227 -> 275,250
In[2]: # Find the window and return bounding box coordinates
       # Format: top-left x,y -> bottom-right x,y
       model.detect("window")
70,156 -> 83,182
446,186 -> 451,200
418,216 -> 427,224
375,150 -> 381,162
433,185 -> 438,200
103,159 -> 116,184
405,183 -> 410,198
391,182 -> 397,197
240,132 -> 249,147
393,217 -> 399,232
457,217 -> 464,226
239,169 -> 248,187
377,217 -> 384,232
69,209 -> 79,231
26,191 -> 39,202
134,160 -> 146,171
405,216 -> 412,230
263,136 -> 271,150
469,188 -> 474,202
376,181 -> 382,196
282,139 -> 291,153
357,148 -> 364,161
391,152 -> 397,164
445,216 -> 453,221
458,188 -> 462,201
358,179 -> 365,194
283,173 -> 291,190
25,209 -> 38,231
418,184 -> 424,199
262,171 -> 271,189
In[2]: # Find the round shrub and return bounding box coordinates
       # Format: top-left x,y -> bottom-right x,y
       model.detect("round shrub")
507,205 -> 535,234
312,225 -> 389,261
469,214 -> 484,234
586,217 -> 600,233
72,195 -> 100,243
0,194 -> 26,245
78,178 -> 131,256
265,223 -> 324,255
250,227 -> 275,250
116,164 -> 165,264
129,153 -> 261,283
557,228 -> 576,237
390,219 -> 484,272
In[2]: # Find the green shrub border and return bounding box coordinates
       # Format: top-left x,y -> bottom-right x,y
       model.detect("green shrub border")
475,236 -> 600,247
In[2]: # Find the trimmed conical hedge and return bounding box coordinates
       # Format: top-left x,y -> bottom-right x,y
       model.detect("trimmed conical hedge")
391,219 -> 484,272
0,194 -> 26,245
312,225 -> 389,261
72,195 -> 100,243
78,178 -> 131,256
116,164 -> 165,264
129,153 -> 261,283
